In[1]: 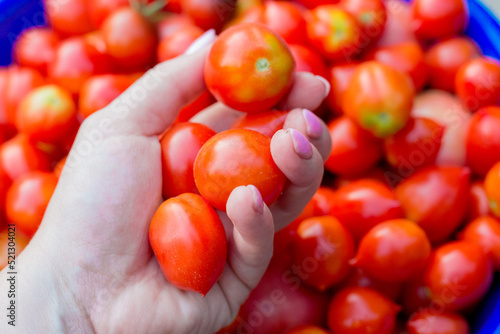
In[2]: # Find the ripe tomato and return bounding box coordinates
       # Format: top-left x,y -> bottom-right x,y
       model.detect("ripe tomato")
181,0 -> 237,31
205,23 -> 295,113
424,241 -> 493,312
157,25 -> 203,62
157,15 -> 194,40
341,268 -> 403,301
311,186 -> 336,216
149,193 -> 227,296
306,6 -> 362,62
194,129 -> 286,211
468,181 -> 490,220
343,61 -> 415,138
325,116 -> 383,177
14,28 -> 60,75
425,37 -> 479,92
294,0 -> 339,9
352,219 -> 431,283
407,309 -> 469,334
396,166 -> 470,243
340,0 -> 387,44
485,162 -> 500,217
284,326 -> 329,334
376,0 -> 417,48
88,0 -> 128,27
5,171 -> 57,237
288,44 -> 328,79
459,216 -> 500,270
327,287 -> 400,334
331,179 -> 404,240
455,57 -> 500,111
45,0 -> 94,36
174,90 -> 216,124
231,110 -> 288,138
102,8 -> 158,70
291,216 -> 355,291
0,229 -> 30,270
411,0 -> 467,40
325,62 -> 358,115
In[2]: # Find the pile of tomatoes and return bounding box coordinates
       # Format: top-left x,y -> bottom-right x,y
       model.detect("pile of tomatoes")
2,0 -> 500,332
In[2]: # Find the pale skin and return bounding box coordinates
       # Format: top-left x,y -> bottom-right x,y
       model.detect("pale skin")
0,33 -> 332,333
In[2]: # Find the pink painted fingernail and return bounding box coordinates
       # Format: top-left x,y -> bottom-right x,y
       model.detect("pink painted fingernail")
247,185 -> 264,214
315,75 -> 331,98
303,109 -> 323,139
289,129 -> 313,160
184,29 -> 216,55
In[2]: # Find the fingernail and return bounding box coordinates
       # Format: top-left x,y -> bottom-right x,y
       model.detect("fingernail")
288,128 -> 313,160
247,185 -> 264,214
184,29 -> 217,55
315,75 -> 331,98
303,109 -> 323,139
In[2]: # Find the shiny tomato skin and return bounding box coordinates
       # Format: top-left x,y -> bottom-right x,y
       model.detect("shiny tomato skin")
157,25 -> 204,62
325,62 -> 358,115
174,90 -> 216,124
340,0 -> 387,44
161,123 -> 216,199
466,106 -> 500,175
149,193 -> 227,296
205,23 -> 295,113
291,216 -> 355,291
231,110 -> 288,138
194,129 -> 286,212
468,181 -> 490,220
157,15 -> 194,40
376,0 -> 417,48
14,28 -> 60,75
311,186 -> 336,216
455,57 -> 500,111
352,219 -> 431,283
459,216 -> 500,270
5,171 -> 57,237
284,326 -> 330,334
485,162 -> 500,217
45,0 -> 94,36
325,116 -> 383,177
411,0 -> 467,40
343,61 -> 415,138
288,44 -> 328,78
327,287 -> 400,334
425,37 -> 479,92
341,268 -> 403,301
88,0 -> 128,27
407,309 -> 469,334
424,241 -> 493,312
332,179 -> 404,240
182,0 -> 236,31
0,228 -> 30,270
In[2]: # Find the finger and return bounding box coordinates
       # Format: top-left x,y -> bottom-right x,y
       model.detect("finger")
190,102 -> 244,133
270,129 -> 324,230
283,108 -> 332,161
277,72 -> 330,111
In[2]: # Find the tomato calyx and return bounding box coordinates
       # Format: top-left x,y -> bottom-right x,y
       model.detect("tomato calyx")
256,58 -> 270,72
130,0 -> 168,23
361,110 -> 398,138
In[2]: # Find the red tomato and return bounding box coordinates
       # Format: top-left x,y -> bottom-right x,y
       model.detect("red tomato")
294,0 -> 339,9
468,181 -> 490,220
340,0 -> 387,44
396,166 -> 470,243
240,2 -> 307,45
424,241 -> 493,312
0,228 -> 30,270
149,193 -> 227,296
174,90 -> 216,124
343,61 -> 415,138
194,129 -> 286,211
5,171 -> 57,237
411,0 -> 467,40
455,57 -> 500,111
181,0 -> 237,31
407,309 -> 469,334
230,110 -> 288,138
376,0 -> 417,48
14,28 -> 60,75
157,25 -> 204,62
352,219 -> 431,283
288,44 -> 328,78
205,23 -> 295,113
306,6 -> 362,62
291,216 -> 355,291
459,216 -> 500,270
485,162 -> 500,217
324,116 -> 383,177
45,0 -> 94,36
425,37 -> 479,92
102,8 -> 158,70
311,186 -> 336,216
325,62 -> 358,115
88,0 -> 128,27
284,326 -> 330,334
327,287 -> 400,334
331,179 -> 404,240
341,268 -> 403,301
157,15 -> 194,40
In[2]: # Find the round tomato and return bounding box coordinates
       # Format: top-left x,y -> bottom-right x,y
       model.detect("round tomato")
407,309 -> 469,334
340,0 -> 387,44
45,0 -> 94,36
14,28 -> 60,75
411,0 -> 467,40
325,62 -> 358,115
485,162 -> 500,217
182,0 -> 236,31
288,44 -> 328,78
341,268 -> 403,301
157,25 -> 203,62
88,0 -> 128,27
459,216 -> 500,270
231,110 -> 288,138
205,23 -> 295,113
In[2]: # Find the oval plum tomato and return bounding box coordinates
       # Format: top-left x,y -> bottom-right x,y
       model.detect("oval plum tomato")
311,186 -> 336,216
157,25 -> 203,62
411,0 -> 467,40
194,129 -> 286,211
157,15 -> 194,40
291,216 -> 355,291
466,106 -> 500,175
331,179 -> 404,240
343,61 -> 415,138
325,116 -> 383,177
284,326 -> 330,334
205,23 -> 295,113
341,268 -> 403,301
455,57 -> 500,111
149,193 -> 227,296
88,0 -> 128,27
340,0 -> 387,44
485,162 -> 500,217
288,44 -> 328,78
468,181 -> 490,220
407,309 -> 469,334
0,135 -> 52,182
79,74 -> 134,118
306,6 -> 362,62
327,287 -> 400,334
45,0 -> 93,36
325,62 -> 358,115
161,123 -> 216,199
181,0 -> 237,31
366,42 -> 428,91
231,110 -> 288,138
459,216 -> 500,270
425,37 -> 479,92
396,166 -> 470,243
102,8 -> 158,70
14,28 -> 60,75
5,171 -> 57,237
384,117 -> 444,173
174,90 -> 216,124
424,241 -> 493,312
240,2 -> 307,45
16,85 -> 77,144
352,219 -> 431,283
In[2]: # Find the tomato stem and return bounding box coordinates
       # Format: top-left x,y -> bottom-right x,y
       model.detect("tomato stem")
255,58 -> 270,72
